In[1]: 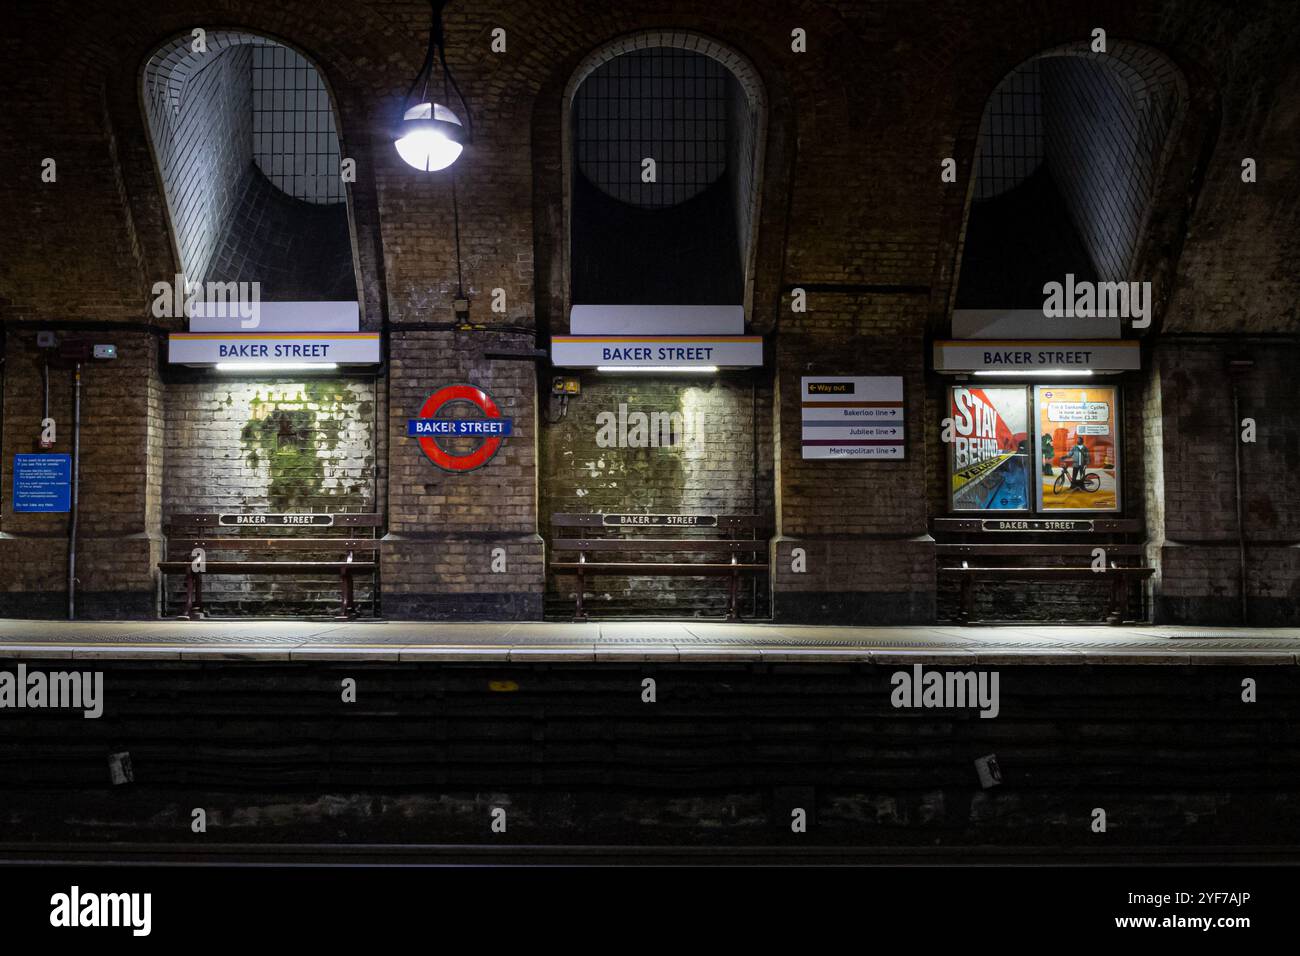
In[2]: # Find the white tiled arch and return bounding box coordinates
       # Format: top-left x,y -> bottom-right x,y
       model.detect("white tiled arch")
563,30 -> 767,113
560,30 -> 768,320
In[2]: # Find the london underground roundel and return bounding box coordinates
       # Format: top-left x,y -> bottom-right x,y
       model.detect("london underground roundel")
407,384 -> 514,472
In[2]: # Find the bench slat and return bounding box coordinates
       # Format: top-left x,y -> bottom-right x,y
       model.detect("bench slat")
158,562 -> 377,574
552,562 -> 766,576
936,544 -> 1144,556
551,561 -> 769,574
939,566 -> 1153,577
552,538 -> 767,553
551,513 -> 769,530
167,539 -> 378,551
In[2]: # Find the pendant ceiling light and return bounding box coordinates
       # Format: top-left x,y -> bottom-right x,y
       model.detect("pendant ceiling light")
395,0 -> 471,172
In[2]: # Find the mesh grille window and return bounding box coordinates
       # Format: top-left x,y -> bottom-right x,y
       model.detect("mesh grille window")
973,60 -> 1044,201
252,46 -> 343,204
574,48 -> 729,208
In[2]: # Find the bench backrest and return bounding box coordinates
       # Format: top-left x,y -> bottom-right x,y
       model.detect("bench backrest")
551,513 -> 771,554
164,513 -> 382,556
931,517 -> 1147,565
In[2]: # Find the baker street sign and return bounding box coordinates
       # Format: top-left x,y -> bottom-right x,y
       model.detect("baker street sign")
602,514 -> 718,527
982,518 -> 1093,532
219,514 -> 335,526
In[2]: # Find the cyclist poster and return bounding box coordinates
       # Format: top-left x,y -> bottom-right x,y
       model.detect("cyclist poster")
1034,385 -> 1120,511
949,385 -> 1030,510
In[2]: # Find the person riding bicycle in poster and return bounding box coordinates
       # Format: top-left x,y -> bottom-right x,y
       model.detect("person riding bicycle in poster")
1068,435 -> 1090,488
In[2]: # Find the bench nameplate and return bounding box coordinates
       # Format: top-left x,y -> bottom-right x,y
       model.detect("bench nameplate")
602,514 -> 717,528
218,514 -> 335,527
981,518 -> 1093,532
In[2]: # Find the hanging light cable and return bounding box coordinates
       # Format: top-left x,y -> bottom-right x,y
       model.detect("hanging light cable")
394,0 -> 471,172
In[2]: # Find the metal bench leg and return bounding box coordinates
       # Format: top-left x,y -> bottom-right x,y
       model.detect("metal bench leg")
960,576 -> 977,624
338,568 -> 357,620
183,571 -> 205,621
726,559 -> 741,622
180,571 -> 195,620
1106,575 -> 1125,625
573,554 -> 589,622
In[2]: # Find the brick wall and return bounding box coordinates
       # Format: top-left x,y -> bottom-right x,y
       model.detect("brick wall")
1149,340 -> 1300,624
382,330 -> 543,619
0,331 -> 163,618
539,374 -> 774,618
161,375 -> 377,615
772,291 -> 935,623
2,0 -> 1299,624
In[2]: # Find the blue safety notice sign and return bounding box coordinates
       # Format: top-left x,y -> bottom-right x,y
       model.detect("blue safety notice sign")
13,454 -> 72,513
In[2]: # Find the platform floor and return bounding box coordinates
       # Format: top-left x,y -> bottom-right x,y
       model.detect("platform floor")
0,618 -> 1297,663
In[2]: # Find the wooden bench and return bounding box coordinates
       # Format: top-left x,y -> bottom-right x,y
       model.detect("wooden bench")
933,517 -> 1154,625
158,513 -> 381,620
550,513 -> 771,622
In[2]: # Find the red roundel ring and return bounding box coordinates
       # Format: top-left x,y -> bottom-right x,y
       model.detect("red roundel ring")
417,384 -> 506,472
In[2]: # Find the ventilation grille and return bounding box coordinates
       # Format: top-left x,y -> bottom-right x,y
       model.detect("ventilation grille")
574,48 -> 730,209
252,45 -> 344,204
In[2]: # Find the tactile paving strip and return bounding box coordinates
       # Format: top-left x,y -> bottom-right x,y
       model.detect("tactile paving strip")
0,619 -> 1297,653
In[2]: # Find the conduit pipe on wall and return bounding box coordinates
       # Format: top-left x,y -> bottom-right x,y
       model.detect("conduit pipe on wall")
68,362 -> 81,621
1228,358 -> 1253,625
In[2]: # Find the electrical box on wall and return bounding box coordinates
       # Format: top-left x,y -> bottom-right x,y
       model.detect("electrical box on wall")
551,376 -> 581,396
92,344 -> 118,360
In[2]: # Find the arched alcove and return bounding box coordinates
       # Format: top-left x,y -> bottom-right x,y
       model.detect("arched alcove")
955,42 -> 1187,309
563,32 -> 767,314
141,31 -> 358,301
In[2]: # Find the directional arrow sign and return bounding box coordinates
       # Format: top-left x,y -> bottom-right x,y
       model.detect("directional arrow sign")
800,424 -> 903,442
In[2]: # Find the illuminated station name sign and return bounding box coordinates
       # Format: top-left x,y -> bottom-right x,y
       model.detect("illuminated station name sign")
551,336 -> 763,369
932,340 -> 1140,372
167,303 -> 380,367
168,333 -> 381,366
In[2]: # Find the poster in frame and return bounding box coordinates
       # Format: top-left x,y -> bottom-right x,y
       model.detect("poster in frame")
1033,384 -> 1121,513
948,384 -> 1031,512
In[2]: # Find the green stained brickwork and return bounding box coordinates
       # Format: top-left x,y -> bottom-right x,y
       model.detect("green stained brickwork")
240,379 -> 372,511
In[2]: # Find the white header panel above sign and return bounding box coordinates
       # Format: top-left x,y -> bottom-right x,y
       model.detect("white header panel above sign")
552,336 -> 762,369
570,304 -> 743,336
951,309 -> 1120,340
933,340 -> 1140,373
188,300 -> 361,333
168,333 -> 381,366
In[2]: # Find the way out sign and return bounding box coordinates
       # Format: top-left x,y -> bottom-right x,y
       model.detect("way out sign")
408,384 -> 513,472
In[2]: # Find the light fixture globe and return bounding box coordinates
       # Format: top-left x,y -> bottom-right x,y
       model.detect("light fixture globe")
394,102 -> 464,172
